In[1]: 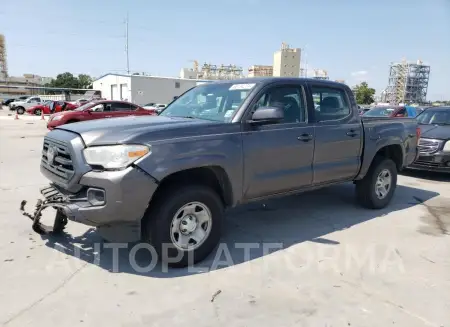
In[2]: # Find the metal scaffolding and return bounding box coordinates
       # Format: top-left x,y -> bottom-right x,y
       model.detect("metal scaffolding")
0,34 -> 7,79
197,63 -> 244,80
384,59 -> 430,104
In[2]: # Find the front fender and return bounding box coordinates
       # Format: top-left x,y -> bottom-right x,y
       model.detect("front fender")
135,134 -> 244,205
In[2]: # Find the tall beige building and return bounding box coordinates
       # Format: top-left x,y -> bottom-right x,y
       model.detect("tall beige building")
273,43 -> 301,77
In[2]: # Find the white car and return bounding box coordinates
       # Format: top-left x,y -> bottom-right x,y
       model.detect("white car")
10,96 -> 44,115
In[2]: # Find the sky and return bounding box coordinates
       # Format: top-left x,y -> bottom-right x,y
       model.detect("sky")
1,0 -> 449,100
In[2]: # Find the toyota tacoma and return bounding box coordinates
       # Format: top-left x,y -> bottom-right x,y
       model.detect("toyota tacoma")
21,78 -> 419,267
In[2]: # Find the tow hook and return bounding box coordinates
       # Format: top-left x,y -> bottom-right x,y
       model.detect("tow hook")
20,186 -> 69,235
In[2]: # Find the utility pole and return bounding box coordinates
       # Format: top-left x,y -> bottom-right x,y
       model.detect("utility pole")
125,13 -> 130,74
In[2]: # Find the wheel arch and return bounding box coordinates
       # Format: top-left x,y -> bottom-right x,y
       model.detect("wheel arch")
148,166 -> 233,209
356,142 -> 404,180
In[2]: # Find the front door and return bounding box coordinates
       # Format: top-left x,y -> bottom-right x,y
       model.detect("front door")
308,84 -> 362,184
242,83 -> 314,200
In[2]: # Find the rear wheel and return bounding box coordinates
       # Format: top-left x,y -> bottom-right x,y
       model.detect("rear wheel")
143,185 -> 224,267
355,157 -> 397,209
35,109 -> 42,116
16,107 -> 25,115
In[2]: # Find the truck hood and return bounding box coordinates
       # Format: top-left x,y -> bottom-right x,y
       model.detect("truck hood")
55,115 -> 225,146
419,124 -> 450,140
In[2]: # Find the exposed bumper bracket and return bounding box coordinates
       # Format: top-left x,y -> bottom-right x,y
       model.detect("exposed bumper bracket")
20,185 -> 70,235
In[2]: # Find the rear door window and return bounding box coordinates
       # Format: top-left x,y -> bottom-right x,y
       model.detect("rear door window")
311,86 -> 350,122
111,102 -> 133,111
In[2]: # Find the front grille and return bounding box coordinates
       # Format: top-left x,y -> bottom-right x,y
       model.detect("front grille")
417,138 -> 441,154
41,137 -> 75,182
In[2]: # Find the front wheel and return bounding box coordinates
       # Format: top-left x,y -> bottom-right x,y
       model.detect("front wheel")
144,185 -> 224,267
35,109 -> 42,116
355,157 -> 397,209
16,107 -> 25,115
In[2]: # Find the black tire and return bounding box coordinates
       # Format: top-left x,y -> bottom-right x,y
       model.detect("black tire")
143,185 -> 224,268
35,109 -> 42,116
16,107 -> 25,115
355,156 -> 397,209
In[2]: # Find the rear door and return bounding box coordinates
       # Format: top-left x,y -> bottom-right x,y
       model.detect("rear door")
109,102 -> 136,117
242,82 -> 315,199
308,83 -> 362,184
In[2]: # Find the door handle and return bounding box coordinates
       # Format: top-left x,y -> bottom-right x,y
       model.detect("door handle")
105,115 -> 112,118
297,134 -> 313,142
346,130 -> 359,137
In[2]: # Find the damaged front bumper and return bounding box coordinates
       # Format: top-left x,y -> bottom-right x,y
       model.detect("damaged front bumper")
20,185 -> 72,235
20,167 -> 159,241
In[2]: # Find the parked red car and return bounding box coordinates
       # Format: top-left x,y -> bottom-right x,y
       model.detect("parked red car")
26,101 -> 78,116
47,100 -> 156,130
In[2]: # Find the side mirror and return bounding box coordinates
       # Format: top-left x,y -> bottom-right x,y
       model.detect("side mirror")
248,107 -> 284,125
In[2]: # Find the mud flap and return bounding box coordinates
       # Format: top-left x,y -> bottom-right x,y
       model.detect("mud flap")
20,186 -> 69,235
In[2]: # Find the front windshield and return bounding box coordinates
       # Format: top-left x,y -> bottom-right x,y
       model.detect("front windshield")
416,108 -> 450,125
364,107 -> 396,117
160,82 -> 257,122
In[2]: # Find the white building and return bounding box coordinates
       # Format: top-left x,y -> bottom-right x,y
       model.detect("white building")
92,73 -> 210,105
273,43 -> 301,77
179,68 -> 197,79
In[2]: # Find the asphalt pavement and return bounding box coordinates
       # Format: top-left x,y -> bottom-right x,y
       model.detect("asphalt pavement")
0,117 -> 449,327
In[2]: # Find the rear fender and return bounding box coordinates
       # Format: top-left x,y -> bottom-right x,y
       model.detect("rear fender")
355,139 -> 405,180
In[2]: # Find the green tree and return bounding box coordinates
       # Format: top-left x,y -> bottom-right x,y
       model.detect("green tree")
47,72 -> 79,88
352,82 -> 376,104
77,74 -> 93,89
45,72 -> 93,89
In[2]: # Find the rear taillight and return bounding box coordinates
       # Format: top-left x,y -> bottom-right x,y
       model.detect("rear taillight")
416,126 -> 421,144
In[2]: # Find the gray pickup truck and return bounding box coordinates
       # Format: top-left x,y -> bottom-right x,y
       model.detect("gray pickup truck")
22,78 -> 419,267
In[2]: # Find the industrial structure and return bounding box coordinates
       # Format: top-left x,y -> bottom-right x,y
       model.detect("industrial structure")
273,42 -> 301,77
0,34 -> 7,79
384,59 -> 430,104
248,65 -> 273,78
179,60 -> 244,80
311,69 -> 329,80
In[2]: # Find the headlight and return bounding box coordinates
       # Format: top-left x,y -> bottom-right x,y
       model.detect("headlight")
52,115 -> 63,121
443,141 -> 450,152
83,145 -> 150,169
